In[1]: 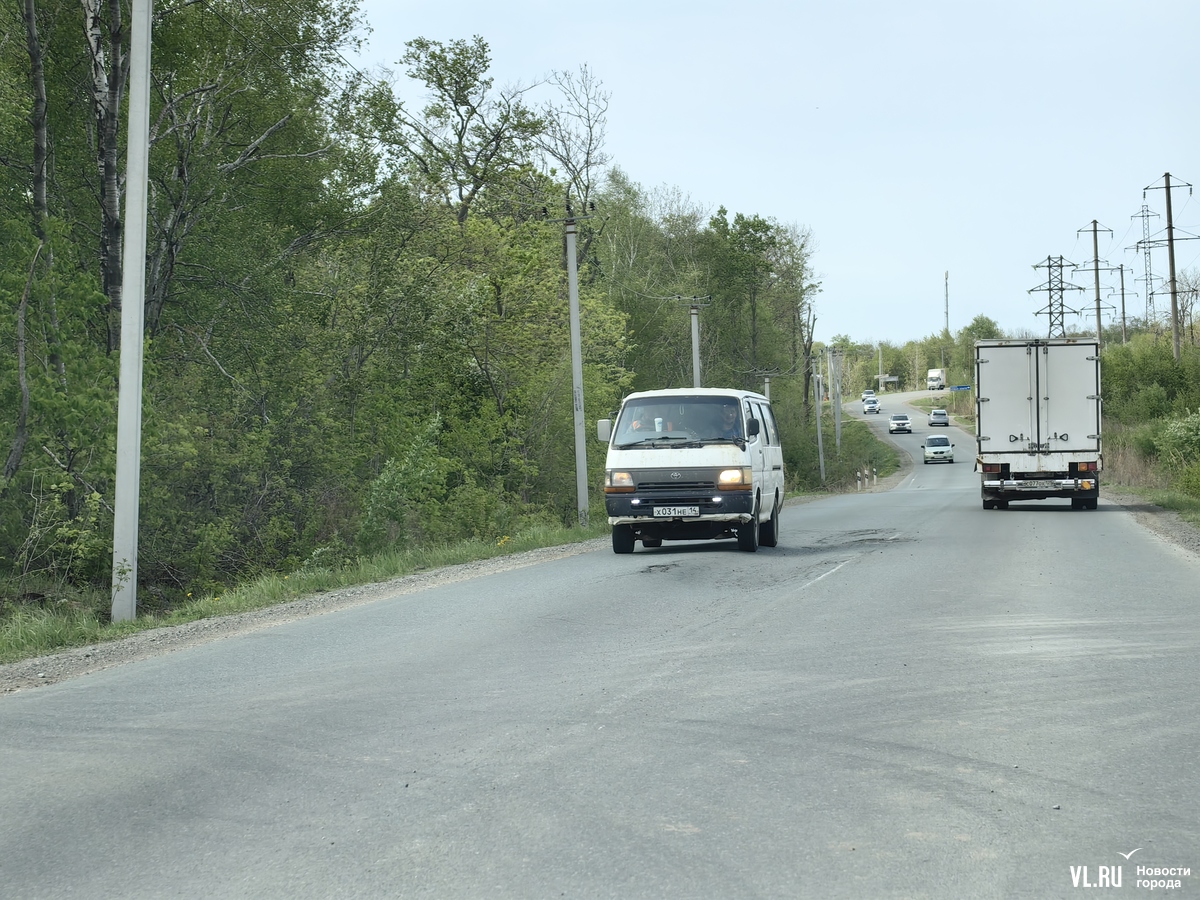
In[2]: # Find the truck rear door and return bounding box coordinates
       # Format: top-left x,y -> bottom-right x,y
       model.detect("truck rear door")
1039,342 -> 1100,453
977,344 -> 1035,451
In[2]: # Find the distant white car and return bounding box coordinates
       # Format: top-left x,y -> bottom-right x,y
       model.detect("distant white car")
928,409 -> 949,427
861,389 -> 876,402
922,435 -> 954,463
862,398 -> 880,414
888,414 -> 912,434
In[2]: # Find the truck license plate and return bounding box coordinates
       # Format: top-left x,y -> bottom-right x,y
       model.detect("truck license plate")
655,506 -> 699,518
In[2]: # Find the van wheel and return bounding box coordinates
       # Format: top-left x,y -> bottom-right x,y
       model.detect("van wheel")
759,497 -> 779,547
737,504 -> 760,552
612,525 -> 635,554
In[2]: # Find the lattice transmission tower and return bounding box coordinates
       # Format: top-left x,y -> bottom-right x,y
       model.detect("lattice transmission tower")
1029,256 -> 1085,338
1131,203 -> 1160,325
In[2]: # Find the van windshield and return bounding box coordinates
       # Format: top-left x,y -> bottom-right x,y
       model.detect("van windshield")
614,396 -> 746,445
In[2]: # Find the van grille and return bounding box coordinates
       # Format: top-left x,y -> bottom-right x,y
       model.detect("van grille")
637,479 -> 716,491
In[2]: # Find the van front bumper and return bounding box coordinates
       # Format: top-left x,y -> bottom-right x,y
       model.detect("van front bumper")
605,489 -> 754,525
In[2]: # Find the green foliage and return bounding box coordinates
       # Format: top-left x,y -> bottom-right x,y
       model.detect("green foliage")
1154,410 -> 1200,465
1101,337 -> 1200,422
357,416 -> 454,553
13,479 -> 109,584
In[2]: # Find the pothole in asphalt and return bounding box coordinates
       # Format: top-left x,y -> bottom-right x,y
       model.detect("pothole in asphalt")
816,529 -> 908,547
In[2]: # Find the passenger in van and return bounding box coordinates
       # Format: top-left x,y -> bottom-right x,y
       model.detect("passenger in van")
717,400 -> 743,440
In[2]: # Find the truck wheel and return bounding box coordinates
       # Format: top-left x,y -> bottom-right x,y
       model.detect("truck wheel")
760,497 -> 780,547
642,538 -> 662,548
1071,498 -> 1084,510
737,504 -> 760,552
612,525 -> 635,554
1085,498 -> 1098,510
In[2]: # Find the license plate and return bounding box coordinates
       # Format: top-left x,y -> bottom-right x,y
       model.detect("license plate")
654,506 -> 699,518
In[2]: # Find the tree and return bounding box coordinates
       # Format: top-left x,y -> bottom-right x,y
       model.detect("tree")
387,36 -> 544,227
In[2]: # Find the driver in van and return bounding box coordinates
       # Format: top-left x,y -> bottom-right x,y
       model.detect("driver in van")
631,405 -> 671,432
717,400 -> 743,439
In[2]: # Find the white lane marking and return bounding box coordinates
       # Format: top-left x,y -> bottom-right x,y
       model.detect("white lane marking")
800,558 -> 853,591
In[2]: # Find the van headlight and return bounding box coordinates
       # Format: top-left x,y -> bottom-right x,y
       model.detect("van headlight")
718,467 -> 753,490
605,470 -> 635,492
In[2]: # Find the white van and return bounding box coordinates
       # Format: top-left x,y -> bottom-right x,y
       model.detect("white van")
596,388 -> 785,553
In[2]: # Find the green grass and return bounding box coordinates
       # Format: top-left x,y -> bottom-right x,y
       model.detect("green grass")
0,521 -> 609,666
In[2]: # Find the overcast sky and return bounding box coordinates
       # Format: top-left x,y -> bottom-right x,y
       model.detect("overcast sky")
350,0 -> 1200,346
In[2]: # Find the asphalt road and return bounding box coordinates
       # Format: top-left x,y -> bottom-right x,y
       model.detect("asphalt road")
2,395 -> 1198,898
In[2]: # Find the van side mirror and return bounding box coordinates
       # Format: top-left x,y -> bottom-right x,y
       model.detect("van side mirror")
746,418 -> 760,437
597,419 -> 612,442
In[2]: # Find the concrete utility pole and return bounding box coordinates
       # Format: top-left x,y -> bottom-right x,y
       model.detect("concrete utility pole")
944,270 -> 949,334
1077,220 -> 1112,344
675,296 -> 710,388
813,372 -> 826,483
690,305 -> 701,387
1118,264 -> 1129,344
828,349 -> 843,450
564,213 -> 588,527
1165,173 -> 1181,361
1144,173 -> 1194,361
111,0 -> 153,623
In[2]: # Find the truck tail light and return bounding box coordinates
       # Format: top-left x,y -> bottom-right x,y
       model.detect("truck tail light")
1077,461 -> 1098,472
981,463 -> 1003,474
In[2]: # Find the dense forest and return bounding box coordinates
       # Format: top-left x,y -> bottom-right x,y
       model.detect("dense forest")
1,3 -> 829,607
3,1 -> 1199,615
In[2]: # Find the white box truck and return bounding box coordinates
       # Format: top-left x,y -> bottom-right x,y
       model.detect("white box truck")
975,339 -> 1101,510
926,368 -> 947,390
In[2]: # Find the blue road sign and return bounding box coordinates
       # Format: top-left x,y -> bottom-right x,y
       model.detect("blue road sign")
950,385 -> 971,391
